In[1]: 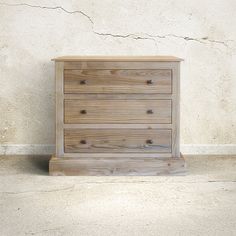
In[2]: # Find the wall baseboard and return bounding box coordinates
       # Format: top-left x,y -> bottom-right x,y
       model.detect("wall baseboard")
180,144 -> 236,155
0,144 -> 236,155
0,144 -> 55,155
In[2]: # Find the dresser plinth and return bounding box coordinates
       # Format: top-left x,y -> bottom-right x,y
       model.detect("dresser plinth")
49,154 -> 185,176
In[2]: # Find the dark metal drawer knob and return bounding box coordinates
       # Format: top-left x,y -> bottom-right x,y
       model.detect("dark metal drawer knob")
80,80 -> 86,85
80,110 -> 87,114
146,139 -> 153,144
147,109 -> 153,114
146,80 -> 153,85
80,140 -> 87,144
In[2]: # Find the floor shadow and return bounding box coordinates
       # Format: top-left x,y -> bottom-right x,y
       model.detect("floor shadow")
27,155 -> 50,175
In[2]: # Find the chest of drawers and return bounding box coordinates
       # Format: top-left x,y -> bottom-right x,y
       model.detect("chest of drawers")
49,56 -> 185,175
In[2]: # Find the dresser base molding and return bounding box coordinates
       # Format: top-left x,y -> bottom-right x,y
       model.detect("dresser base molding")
49,154 -> 186,176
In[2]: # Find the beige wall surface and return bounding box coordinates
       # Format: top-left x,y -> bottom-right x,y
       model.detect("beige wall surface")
0,0 -> 236,154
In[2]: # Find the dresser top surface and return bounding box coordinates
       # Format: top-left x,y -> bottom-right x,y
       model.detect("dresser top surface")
52,56 -> 183,62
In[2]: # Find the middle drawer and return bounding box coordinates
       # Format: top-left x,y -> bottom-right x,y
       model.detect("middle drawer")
64,99 -> 172,124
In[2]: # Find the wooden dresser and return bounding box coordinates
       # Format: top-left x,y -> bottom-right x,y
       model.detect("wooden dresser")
49,56 -> 185,175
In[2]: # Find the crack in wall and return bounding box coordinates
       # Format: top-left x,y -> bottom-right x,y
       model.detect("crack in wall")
0,2 -> 232,49
93,32 -> 156,42
0,2 -> 94,24
92,32 -> 159,52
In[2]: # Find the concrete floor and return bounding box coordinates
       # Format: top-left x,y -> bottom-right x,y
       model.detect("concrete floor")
0,155 -> 235,236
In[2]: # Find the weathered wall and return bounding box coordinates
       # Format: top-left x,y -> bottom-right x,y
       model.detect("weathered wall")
0,0 -> 236,154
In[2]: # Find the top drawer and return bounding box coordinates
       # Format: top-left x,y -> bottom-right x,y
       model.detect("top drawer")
64,69 -> 172,94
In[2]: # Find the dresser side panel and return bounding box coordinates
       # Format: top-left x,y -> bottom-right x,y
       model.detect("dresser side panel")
55,62 -> 64,157
171,63 -> 180,157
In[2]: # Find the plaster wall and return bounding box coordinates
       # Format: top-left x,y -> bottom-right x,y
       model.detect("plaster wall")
0,0 -> 236,154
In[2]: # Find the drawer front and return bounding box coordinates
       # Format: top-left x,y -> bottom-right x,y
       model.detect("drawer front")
64,129 -> 171,153
64,69 -> 172,94
64,99 -> 171,124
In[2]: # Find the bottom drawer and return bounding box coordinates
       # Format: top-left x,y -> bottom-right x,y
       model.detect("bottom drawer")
64,129 -> 171,153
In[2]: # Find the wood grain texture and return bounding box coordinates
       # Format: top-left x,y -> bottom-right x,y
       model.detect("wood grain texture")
64,99 -> 172,124
62,153 -> 172,158
64,129 -> 171,153
64,69 -> 172,94
63,124 -> 172,129
64,61 -> 179,70
171,63 -> 180,158
55,62 -> 64,157
64,93 -> 173,100
52,56 -> 184,176
49,154 -> 186,176
52,56 -> 183,62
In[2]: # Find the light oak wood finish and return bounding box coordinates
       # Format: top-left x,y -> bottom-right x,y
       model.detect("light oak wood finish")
171,63 -> 180,158
55,62 -> 64,157
50,56 -> 185,175
49,155 -> 185,176
62,153 -> 173,158
64,93 -> 173,100
64,69 -> 172,94
63,124 -> 172,129
52,56 -> 183,62
64,99 -> 172,124
64,129 -> 171,153
63,61 -> 180,70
